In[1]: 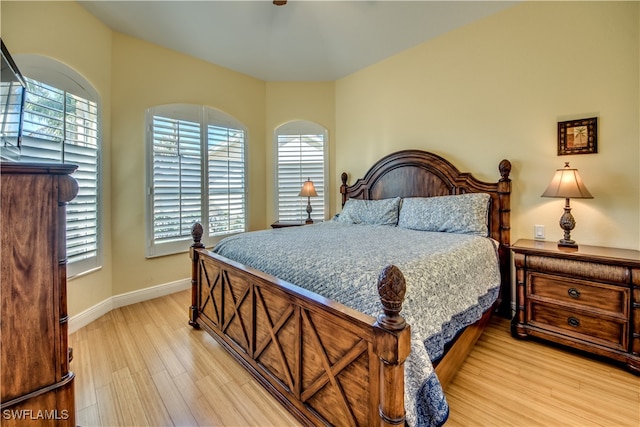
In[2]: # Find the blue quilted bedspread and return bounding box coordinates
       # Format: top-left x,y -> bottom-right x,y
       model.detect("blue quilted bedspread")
213,221 -> 500,427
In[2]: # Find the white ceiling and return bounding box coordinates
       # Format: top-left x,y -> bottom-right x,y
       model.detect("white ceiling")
79,1 -> 517,82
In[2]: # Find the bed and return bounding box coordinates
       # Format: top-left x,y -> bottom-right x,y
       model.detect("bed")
188,149 -> 512,426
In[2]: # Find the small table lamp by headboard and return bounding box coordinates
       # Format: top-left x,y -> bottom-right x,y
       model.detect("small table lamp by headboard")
541,162 -> 593,248
299,178 -> 318,224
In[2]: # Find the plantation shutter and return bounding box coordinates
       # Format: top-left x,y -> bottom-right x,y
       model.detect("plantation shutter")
20,78 -> 100,272
151,116 -> 202,242
146,104 -> 247,257
207,124 -> 246,236
276,122 -> 326,222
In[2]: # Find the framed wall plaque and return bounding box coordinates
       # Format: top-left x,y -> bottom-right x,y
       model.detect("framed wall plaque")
557,117 -> 597,155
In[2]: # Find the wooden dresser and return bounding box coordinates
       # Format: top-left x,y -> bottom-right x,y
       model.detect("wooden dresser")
511,239 -> 640,373
1,162 -> 78,426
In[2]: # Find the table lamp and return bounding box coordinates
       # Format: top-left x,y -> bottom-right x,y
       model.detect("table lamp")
298,178 -> 318,224
541,162 -> 593,248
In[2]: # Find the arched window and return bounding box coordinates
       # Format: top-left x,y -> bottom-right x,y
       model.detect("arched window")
145,104 -> 247,257
16,54 -> 102,278
274,121 -> 328,223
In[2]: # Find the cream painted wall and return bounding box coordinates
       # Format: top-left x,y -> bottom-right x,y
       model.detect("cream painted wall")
265,81 -> 336,223
1,1 -> 114,316
1,1 -> 336,316
2,1 -> 637,317
335,1 -> 640,251
110,33 -> 267,296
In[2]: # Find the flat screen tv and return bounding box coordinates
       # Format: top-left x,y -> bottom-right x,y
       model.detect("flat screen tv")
1,39 -> 26,161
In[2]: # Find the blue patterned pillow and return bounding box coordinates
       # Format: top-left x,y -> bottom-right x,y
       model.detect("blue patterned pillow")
398,193 -> 491,236
337,197 -> 401,225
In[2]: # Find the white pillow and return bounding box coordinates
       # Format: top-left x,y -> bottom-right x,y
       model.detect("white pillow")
398,193 -> 490,236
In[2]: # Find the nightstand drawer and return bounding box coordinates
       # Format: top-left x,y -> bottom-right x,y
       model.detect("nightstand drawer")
529,301 -> 627,351
528,272 -> 629,316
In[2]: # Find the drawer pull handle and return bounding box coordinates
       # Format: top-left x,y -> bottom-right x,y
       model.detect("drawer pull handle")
567,288 -> 581,299
567,317 -> 580,328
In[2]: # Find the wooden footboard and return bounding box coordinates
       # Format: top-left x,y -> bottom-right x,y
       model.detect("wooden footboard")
186,150 -> 512,425
189,223 -> 411,426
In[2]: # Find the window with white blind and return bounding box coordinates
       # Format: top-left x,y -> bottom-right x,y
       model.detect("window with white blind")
146,104 -> 247,257
275,121 -> 328,223
20,76 -> 101,278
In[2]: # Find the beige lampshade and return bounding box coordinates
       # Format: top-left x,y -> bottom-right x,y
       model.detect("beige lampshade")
298,179 -> 318,197
541,163 -> 593,199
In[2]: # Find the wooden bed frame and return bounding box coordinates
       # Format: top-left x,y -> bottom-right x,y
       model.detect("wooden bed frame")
188,150 -> 512,426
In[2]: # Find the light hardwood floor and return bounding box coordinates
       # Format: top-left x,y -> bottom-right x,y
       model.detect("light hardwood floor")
69,290 -> 640,426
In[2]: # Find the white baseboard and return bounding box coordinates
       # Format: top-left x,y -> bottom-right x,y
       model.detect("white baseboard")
68,278 -> 191,333
69,297 -> 113,334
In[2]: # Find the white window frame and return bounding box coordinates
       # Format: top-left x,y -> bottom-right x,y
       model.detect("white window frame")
145,104 -> 248,258
15,54 -> 102,278
274,121 -> 328,223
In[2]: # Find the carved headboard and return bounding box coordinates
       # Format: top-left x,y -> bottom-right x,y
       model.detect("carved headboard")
340,149 -> 512,316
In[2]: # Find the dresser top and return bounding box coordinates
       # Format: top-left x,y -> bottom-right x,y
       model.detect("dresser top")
1,162 -> 78,175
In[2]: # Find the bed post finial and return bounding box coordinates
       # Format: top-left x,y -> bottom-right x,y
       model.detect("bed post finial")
499,159 -> 512,181
340,172 -> 349,207
191,222 -> 203,245
189,222 -> 205,328
377,265 -> 407,331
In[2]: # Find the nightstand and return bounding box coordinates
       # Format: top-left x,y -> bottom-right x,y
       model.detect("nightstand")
510,239 -> 640,373
271,221 -> 309,228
